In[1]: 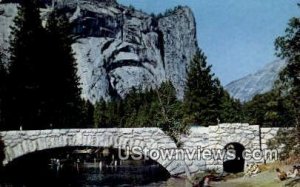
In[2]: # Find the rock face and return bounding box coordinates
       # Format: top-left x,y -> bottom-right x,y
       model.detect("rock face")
158,7 -> 197,99
225,60 -> 286,102
0,0 -> 198,103
0,3 -> 17,64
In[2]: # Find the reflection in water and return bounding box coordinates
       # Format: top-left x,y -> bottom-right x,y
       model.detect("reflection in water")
0,136 -> 4,173
0,147 -> 170,187
0,136 -> 4,167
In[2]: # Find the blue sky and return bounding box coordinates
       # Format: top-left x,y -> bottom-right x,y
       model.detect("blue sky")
118,0 -> 299,85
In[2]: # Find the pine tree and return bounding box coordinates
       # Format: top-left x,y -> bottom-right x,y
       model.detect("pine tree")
123,87 -> 142,127
183,49 -> 223,126
44,10 -> 82,128
8,0 -> 46,129
94,98 -> 108,128
275,16 -> 300,126
219,90 -> 244,123
275,6 -> 300,153
0,55 -> 7,129
81,100 -> 94,128
106,99 -> 121,127
243,91 -> 280,127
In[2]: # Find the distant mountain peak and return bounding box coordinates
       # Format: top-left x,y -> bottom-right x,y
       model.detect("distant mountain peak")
225,60 -> 286,102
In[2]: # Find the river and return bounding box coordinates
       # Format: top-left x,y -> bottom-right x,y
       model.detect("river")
0,147 -> 193,187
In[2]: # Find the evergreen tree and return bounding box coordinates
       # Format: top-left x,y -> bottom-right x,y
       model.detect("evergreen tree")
92,82 -> 188,141
275,15 -> 300,127
114,99 -> 125,127
275,6 -> 300,153
44,10 -> 82,128
122,87 -> 159,128
94,98 -> 108,128
219,90 -> 244,123
106,99 -> 122,127
183,49 -> 223,126
81,100 -> 94,128
8,0 -> 46,129
0,55 -> 7,129
123,87 -> 142,127
243,90 -> 292,127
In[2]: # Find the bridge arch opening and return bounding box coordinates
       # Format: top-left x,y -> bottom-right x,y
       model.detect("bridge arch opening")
1,146 -> 170,186
223,142 -> 245,173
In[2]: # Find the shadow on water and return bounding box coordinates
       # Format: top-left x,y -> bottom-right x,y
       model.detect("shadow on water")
0,136 -> 5,185
0,136 -> 4,168
0,147 -> 170,187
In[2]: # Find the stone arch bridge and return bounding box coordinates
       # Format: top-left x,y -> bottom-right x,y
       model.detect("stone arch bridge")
0,124 -> 281,176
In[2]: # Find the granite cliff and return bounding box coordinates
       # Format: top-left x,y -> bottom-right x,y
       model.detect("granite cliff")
0,0 -> 198,102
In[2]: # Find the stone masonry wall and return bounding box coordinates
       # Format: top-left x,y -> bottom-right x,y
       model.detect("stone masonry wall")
260,127 -> 280,150
0,124 -> 283,176
0,128 -> 188,176
180,124 -> 280,174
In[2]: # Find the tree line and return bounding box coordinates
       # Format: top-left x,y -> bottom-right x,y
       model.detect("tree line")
92,50 -> 244,131
91,49 -> 244,142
